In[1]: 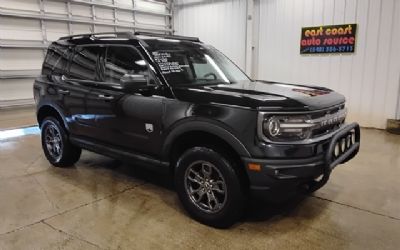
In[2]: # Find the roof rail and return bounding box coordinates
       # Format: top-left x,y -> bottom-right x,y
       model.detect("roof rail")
60,32 -> 135,41
134,32 -> 200,42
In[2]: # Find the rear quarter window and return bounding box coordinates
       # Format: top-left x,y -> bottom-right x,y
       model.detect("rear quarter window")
42,43 -> 69,76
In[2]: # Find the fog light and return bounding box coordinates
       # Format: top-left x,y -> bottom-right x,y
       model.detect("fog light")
341,138 -> 346,152
351,132 -> 356,144
346,135 -> 352,148
334,143 -> 340,157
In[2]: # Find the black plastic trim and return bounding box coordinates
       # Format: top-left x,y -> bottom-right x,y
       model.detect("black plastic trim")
70,136 -> 170,170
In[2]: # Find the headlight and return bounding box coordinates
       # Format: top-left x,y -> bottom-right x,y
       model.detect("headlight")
266,117 -> 281,137
262,115 -> 314,141
258,107 -> 347,142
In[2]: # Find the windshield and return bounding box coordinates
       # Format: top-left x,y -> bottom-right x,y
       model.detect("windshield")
144,39 -> 250,86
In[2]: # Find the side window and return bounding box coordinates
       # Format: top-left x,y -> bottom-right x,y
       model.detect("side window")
104,46 -> 148,84
42,44 -> 68,76
69,46 -> 103,81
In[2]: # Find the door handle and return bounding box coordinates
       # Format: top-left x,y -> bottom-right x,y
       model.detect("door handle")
98,94 -> 114,100
58,89 -> 70,95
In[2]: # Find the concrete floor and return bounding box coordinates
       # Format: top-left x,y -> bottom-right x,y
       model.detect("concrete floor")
0,108 -> 399,250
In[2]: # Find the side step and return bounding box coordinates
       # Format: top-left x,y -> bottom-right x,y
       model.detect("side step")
70,136 -> 170,173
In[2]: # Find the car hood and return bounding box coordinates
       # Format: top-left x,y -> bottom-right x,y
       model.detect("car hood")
171,80 -> 345,111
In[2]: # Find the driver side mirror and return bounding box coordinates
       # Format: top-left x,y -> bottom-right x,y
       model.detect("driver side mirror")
120,74 -> 151,91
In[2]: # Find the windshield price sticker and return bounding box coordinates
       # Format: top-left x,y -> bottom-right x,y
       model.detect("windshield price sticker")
300,24 -> 357,54
152,51 -> 186,74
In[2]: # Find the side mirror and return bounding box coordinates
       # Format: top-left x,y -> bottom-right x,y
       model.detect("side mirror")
119,73 -> 157,93
120,74 -> 148,88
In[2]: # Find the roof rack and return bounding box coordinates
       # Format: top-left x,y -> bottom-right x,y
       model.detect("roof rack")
59,31 -> 201,43
60,32 -> 135,41
134,32 -> 200,42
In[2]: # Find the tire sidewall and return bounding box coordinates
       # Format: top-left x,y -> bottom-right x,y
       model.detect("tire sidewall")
175,147 -> 244,228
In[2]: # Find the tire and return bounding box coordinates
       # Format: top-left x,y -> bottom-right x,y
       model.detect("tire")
41,117 -> 81,167
175,147 -> 245,228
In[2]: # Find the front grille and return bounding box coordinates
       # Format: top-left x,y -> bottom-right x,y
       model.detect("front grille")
309,104 -> 346,138
312,124 -> 343,137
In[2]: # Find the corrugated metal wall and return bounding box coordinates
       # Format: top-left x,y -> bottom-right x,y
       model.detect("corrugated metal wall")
174,0 -> 400,129
0,0 -> 172,107
173,0 -> 247,69
256,0 -> 400,129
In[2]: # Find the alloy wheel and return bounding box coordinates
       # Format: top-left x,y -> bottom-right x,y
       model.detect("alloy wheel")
184,160 -> 227,214
44,123 -> 63,162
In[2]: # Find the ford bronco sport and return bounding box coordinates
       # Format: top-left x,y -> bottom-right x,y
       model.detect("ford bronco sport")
34,32 -> 360,228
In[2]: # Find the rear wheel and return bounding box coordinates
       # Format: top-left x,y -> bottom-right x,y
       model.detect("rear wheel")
175,147 -> 245,228
41,117 -> 81,167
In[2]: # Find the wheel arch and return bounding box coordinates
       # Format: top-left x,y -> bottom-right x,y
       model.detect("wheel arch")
163,121 -> 251,160
163,121 -> 251,182
165,122 -> 251,190
37,104 -> 69,130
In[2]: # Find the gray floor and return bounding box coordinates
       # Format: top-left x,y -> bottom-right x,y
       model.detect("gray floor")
0,108 -> 399,249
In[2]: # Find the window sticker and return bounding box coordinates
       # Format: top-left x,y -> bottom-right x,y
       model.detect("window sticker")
152,51 -> 188,74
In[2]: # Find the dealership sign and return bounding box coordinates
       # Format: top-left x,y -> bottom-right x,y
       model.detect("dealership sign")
300,24 -> 357,54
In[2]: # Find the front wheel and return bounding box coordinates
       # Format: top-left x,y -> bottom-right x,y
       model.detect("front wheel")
41,117 -> 81,167
175,147 -> 245,228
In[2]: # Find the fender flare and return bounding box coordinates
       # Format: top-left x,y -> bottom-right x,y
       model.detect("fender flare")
36,101 -> 70,131
162,120 -> 251,159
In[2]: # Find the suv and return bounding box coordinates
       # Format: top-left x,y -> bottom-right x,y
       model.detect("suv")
34,32 -> 360,228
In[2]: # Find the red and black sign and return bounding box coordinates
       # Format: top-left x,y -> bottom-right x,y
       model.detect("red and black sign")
300,24 -> 357,54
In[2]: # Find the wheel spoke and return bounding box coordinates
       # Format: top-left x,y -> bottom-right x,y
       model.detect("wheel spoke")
210,191 -> 221,209
189,169 -> 204,181
201,163 -> 212,178
48,126 -> 56,137
194,189 -> 206,202
211,181 -> 225,194
206,191 -> 220,210
46,143 -> 53,153
188,176 -> 202,185
189,186 -> 202,195
206,192 -> 213,209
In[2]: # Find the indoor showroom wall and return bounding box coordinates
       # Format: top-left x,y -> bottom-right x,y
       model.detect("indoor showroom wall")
0,0 -> 171,107
174,0 -> 400,129
173,0 -> 247,69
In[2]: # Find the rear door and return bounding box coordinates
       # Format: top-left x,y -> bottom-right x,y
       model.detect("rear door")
61,45 -> 105,137
38,43 -> 95,137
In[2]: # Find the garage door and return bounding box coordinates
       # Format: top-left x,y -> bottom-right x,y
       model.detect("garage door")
0,0 -> 172,107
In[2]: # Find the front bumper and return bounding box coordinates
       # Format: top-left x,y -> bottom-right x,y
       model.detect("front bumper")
242,123 -> 360,198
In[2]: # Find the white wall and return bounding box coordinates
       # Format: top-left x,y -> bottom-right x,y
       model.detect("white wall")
173,0 -> 247,69
257,0 -> 400,129
174,0 -> 400,129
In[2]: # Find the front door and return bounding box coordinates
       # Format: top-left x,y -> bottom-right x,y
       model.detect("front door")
88,45 -> 164,156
